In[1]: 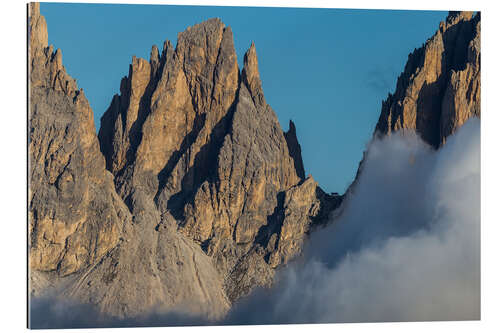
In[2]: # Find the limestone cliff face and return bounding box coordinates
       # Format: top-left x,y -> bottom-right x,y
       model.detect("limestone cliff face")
29,4 -> 480,321
180,43 -> 301,269
346,11 -> 481,199
63,187 -> 230,319
99,18 -> 240,206
98,20 -> 340,302
29,3 -> 480,323
375,11 -> 480,147
30,2 -> 340,319
28,2 -> 129,278
29,3 -> 232,319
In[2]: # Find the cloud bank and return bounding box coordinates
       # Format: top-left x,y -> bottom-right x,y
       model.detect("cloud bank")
225,118 -> 480,324
29,295 -> 212,329
29,119 -> 480,328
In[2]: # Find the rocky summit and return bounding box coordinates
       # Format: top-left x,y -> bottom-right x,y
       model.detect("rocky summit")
348,11 -> 480,192
28,2 -> 479,323
28,3 -> 341,319
375,11 -> 480,148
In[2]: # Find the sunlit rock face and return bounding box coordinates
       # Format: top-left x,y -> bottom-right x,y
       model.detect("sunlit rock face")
30,2 -> 340,319
375,11 -> 480,148
349,11 -> 480,194
98,16 -> 340,302
29,3 -> 479,324
28,4 -> 229,319
29,2 -> 129,278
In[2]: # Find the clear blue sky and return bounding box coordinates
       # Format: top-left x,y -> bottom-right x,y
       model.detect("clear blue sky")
39,3 -> 447,194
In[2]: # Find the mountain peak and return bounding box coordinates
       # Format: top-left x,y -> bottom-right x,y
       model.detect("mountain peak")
284,119 -> 306,180
29,8 -> 479,324
375,11 -> 480,147
28,3 -> 47,51
446,11 -> 474,25
242,41 -> 266,106
97,15 -> 332,307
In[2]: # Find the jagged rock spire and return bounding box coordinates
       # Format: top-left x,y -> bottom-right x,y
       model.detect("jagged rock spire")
28,3 -> 48,53
242,41 -> 266,106
97,16 -> 331,303
284,120 -> 306,180
375,11 -> 480,147
29,7 -> 233,319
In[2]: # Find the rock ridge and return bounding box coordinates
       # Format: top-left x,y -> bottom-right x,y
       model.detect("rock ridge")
29,3 -> 235,319
375,11 -> 480,148
29,6 -> 479,324
98,17 -> 341,302
30,3 -> 341,320
346,11 -> 480,197
29,2 -> 128,278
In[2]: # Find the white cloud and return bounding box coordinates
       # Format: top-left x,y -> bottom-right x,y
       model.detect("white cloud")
226,118 -> 480,324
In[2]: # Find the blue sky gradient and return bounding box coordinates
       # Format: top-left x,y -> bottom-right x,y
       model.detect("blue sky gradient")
39,3 -> 447,193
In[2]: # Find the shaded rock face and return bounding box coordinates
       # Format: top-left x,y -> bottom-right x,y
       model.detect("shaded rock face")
98,20 -> 340,302
284,120 -> 306,180
375,11 -> 480,148
30,2 -> 340,320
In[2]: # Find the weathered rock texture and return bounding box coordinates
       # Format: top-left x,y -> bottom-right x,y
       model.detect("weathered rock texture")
375,11 -> 480,147
29,2 -> 340,320
63,189 -> 230,319
30,3 -> 478,323
29,3 -> 231,319
98,19 -> 341,302
345,11 -> 481,200
29,2 -> 129,278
